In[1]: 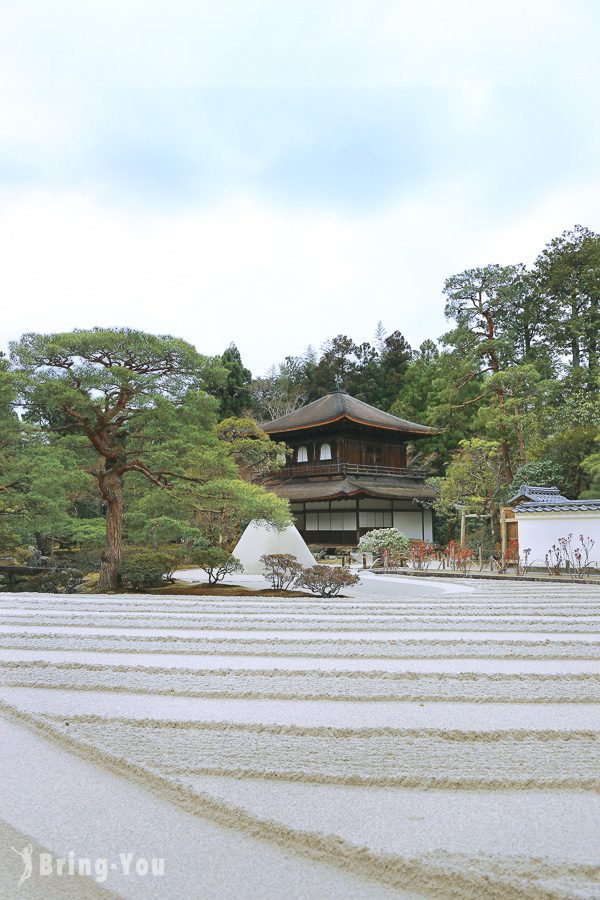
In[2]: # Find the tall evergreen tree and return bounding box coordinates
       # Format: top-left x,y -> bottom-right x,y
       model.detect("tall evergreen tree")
213,343 -> 252,418
533,225 -> 600,385
442,264 -> 527,481
379,330 -> 413,409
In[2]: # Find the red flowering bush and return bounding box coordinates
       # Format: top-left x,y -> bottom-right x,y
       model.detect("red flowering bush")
408,540 -> 435,570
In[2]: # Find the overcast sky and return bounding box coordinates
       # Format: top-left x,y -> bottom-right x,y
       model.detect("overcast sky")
1,1 -> 599,374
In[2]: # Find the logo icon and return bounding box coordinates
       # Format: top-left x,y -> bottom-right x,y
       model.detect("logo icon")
11,844 -> 33,886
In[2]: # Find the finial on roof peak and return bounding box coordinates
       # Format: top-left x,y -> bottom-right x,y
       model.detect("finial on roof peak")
333,374 -> 344,392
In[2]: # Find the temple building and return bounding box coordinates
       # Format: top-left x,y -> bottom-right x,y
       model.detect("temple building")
262,389 -> 438,548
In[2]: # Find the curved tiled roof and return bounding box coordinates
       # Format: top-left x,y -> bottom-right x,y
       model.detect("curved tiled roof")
508,484 -> 569,504
262,391 -> 436,436
515,499 -> 600,513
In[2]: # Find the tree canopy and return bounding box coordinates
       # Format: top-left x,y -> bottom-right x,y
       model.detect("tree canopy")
9,328 -> 289,590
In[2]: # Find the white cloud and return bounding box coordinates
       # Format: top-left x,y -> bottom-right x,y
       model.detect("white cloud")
0,1 -> 594,89
0,1 -> 599,379
1,182 -> 597,373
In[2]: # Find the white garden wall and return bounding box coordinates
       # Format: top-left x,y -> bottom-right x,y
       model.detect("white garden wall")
515,511 -> 600,567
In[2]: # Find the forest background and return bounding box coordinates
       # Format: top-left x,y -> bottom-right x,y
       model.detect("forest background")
2,224 -> 600,588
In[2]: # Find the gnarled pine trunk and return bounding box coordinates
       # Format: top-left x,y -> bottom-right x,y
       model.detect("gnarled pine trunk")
98,466 -> 124,592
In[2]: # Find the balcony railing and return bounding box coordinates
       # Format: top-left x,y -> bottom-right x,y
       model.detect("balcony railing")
274,461 -> 427,479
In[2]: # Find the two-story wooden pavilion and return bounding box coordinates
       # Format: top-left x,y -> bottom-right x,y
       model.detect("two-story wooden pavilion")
262,389 -> 437,548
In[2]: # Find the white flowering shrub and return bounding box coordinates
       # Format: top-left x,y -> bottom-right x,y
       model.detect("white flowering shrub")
358,528 -> 410,558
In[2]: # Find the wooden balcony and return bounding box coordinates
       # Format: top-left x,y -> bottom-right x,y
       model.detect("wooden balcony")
275,461 -> 427,480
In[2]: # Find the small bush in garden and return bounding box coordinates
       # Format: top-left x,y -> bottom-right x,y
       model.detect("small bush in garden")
408,540 -> 435,570
515,547 -> 533,576
11,568 -> 84,593
308,546 -> 327,560
260,553 -> 303,590
444,541 -> 475,573
505,539 -> 520,564
334,547 -> 352,558
359,528 -> 410,559
193,547 -> 243,584
546,534 -> 595,578
296,564 -> 360,598
58,546 -> 104,575
119,549 -> 178,591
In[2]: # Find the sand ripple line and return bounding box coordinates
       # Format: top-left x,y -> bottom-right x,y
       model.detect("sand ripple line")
5,631 -> 600,646
6,660 -> 600,679
2,699 -> 591,900
1,605 -> 597,620
3,616 -> 600,633
7,602 -> 600,624
5,602 -> 600,617
3,663 -> 600,703
44,715 -> 600,738
39,716 -> 600,790
3,637 -> 600,660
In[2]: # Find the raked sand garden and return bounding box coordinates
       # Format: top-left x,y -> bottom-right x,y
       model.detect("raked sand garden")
1,572 -> 600,898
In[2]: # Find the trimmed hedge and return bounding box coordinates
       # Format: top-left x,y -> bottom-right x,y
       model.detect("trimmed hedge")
119,549 -> 177,591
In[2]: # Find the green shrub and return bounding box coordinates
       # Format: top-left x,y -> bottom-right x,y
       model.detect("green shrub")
296,564 -> 360,598
334,547 -> 353,558
119,549 -> 177,591
56,546 -> 104,575
9,568 -> 84,594
192,547 -> 243,584
4,547 -> 32,566
309,547 -> 327,560
260,553 -> 303,590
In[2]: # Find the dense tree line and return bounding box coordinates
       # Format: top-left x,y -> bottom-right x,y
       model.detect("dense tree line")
1,223 -> 599,585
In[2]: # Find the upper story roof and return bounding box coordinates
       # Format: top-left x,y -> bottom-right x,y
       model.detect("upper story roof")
262,390 -> 437,437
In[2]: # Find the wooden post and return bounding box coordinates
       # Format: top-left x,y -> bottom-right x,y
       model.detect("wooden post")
500,506 -> 507,560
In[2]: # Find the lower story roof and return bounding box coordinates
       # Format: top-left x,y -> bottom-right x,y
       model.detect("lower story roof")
266,476 -> 437,503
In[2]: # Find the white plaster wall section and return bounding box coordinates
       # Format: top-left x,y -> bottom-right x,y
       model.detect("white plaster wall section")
515,511 -> 600,564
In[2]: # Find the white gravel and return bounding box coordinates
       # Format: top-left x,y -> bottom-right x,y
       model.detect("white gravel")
1,578 -> 599,898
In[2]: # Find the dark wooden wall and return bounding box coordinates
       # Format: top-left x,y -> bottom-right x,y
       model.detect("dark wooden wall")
286,433 -> 407,468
